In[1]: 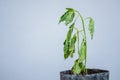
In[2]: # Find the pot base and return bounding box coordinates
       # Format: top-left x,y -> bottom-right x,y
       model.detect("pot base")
60,69 -> 109,80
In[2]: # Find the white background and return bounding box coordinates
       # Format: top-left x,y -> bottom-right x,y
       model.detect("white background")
0,0 -> 120,80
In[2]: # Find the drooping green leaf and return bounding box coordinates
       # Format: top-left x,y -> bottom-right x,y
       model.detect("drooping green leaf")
79,62 -> 86,73
59,11 -> 69,23
66,23 -> 74,41
63,23 -> 75,59
72,59 -> 81,74
79,39 -> 87,63
59,8 -> 75,25
72,59 -> 86,74
69,34 -> 76,57
88,18 -> 94,39
64,41 -> 70,59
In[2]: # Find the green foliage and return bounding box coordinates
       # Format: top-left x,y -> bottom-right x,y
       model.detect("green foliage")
70,34 -> 76,57
79,39 -> 86,62
72,59 -> 81,74
88,18 -> 94,39
59,8 -> 75,25
59,8 -> 94,75
63,23 -> 76,59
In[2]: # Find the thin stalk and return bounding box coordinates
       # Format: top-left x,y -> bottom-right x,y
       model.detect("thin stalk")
75,10 -> 86,40
74,17 -> 81,58
74,27 -> 83,33
75,10 -> 87,74
77,29 -> 80,57
74,27 -> 80,56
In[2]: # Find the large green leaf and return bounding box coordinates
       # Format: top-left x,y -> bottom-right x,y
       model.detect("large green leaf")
63,23 -> 75,59
66,23 -> 74,41
59,8 -> 75,25
72,59 -> 81,74
63,44 -> 69,59
79,39 -> 87,63
88,18 -> 94,39
64,41 -> 70,59
72,59 -> 86,74
69,34 -> 76,57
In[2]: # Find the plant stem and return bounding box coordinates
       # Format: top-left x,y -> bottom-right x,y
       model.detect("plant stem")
75,10 -> 86,40
75,10 -> 87,74
77,28 -> 80,57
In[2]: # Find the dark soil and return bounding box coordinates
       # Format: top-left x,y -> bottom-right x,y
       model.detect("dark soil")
65,69 -> 109,75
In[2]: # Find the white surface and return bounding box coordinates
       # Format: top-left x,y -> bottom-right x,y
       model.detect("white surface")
0,0 -> 120,80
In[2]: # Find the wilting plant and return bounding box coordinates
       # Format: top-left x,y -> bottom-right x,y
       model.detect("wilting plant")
59,8 -> 94,75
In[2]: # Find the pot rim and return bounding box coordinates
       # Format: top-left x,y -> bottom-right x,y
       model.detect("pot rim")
60,68 -> 109,76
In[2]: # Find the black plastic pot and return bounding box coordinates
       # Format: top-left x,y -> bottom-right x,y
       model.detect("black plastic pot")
60,69 -> 109,80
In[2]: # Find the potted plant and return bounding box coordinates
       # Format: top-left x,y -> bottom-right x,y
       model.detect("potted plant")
59,7 -> 109,80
